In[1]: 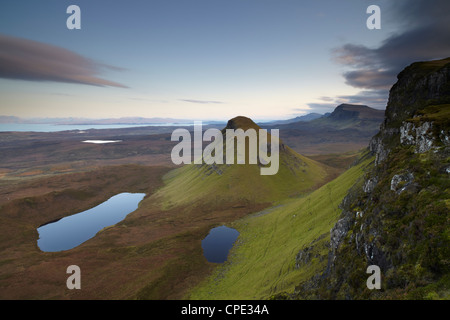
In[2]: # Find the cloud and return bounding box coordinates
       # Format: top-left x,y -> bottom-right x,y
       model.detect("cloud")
294,103 -> 337,115
0,34 -> 128,88
341,69 -> 396,90
305,103 -> 337,110
319,0 -> 450,113
333,0 -> 450,91
318,96 -> 335,102
179,99 -> 225,104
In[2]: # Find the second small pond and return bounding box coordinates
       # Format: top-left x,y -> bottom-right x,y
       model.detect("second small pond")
201,225 -> 240,263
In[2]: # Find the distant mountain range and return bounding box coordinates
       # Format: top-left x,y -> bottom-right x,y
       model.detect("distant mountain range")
309,104 -> 384,129
261,113 -> 324,125
1,104 -> 383,127
255,104 -> 385,154
260,104 -> 384,127
271,104 -> 385,129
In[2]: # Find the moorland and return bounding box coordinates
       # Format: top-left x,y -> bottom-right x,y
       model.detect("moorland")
0,104 -> 384,299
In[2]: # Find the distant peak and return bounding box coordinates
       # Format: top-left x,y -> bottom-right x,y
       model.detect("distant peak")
335,104 -> 369,111
330,104 -> 384,120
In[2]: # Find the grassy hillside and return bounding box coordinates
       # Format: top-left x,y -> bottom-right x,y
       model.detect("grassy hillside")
151,117 -> 333,211
188,150 -> 373,299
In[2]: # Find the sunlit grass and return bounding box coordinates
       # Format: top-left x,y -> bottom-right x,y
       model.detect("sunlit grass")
153,145 -> 330,210
188,152 -> 373,299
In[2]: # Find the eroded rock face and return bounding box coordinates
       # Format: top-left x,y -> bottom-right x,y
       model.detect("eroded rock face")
369,59 -> 450,166
390,172 -> 414,194
330,216 -> 352,252
400,121 -> 435,153
385,59 -> 450,124
363,177 -> 378,194
295,247 -> 312,269
314,58 -> 450,299
369,135 -> 388,166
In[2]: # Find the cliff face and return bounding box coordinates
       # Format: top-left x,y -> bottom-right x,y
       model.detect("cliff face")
370,57 -> 450,165
298,58 -> 450,299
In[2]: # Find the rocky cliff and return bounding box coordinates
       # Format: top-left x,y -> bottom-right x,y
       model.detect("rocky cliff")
296,57 -> 450,299
370,57 -> 450,165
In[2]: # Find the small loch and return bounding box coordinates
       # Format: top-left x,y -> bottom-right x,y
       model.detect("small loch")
201,226 -> 239,263
37,192 -> 145,252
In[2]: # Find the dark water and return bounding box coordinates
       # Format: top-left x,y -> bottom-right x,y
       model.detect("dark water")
37,192 -> 145,252
201,226 -> 240,263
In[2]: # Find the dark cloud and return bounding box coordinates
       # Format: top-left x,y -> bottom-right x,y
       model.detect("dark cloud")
0,34 -> 128,88
333,0 -> 450,91
342,69 -> 396,90
179,99 -> 224,104
388,0 -> 450,28
324,0 -> 450,112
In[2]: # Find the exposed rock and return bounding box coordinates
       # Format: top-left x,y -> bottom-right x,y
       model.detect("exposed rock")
363,177 -> 378,193
369,127 -> 399,165
312,58 -> 450,300
295,247 -> 312,268
369,57 -> 450,166
400,121 -> 435,153
390,172 -> 414,194
330,215 -> 352,252
363,240 -> 390,270
440,165 -> 450,174
295,234 -> 328,270
440,129 -> 450,146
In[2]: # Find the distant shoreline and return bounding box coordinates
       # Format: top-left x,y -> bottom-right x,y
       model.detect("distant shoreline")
0,123 -> 197,132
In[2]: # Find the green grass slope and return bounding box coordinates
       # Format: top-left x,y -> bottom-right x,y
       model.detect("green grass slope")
151,116 -> 332,210
188,151 -> 373,299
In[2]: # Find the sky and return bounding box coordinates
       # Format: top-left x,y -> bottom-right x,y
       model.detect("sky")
0,0 -> 449,121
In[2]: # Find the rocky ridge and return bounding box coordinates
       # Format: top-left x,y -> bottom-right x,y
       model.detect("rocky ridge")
295,57 -> 450,299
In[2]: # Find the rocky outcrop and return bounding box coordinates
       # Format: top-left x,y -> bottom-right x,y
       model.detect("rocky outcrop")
369,57 -> 450,165
400,121 -> 434,152
363,177 -> 378,194
329,217 -> 351,251
400,120 -> 450,153
313,57 -> 450,299
390,172 -> 416,194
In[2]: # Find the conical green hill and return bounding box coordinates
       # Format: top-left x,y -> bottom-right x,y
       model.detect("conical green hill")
151,116 -> 332,210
